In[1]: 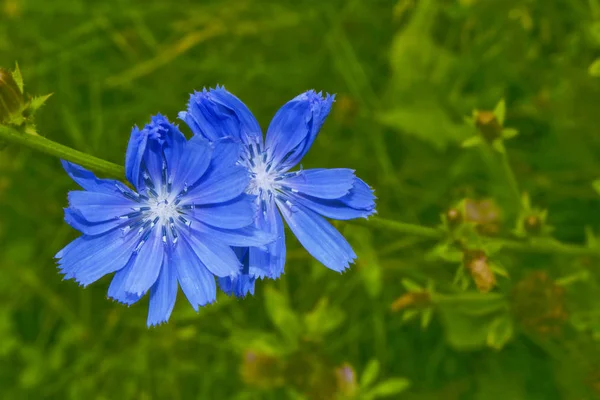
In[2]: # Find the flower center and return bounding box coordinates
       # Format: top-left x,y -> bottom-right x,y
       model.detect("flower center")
150,199 -> 179,223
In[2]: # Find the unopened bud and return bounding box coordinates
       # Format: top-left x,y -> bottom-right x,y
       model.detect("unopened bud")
0,68 -> 23,123
391,291 -> 431,312
475,111 -> 502,142
463,250 -> 496,293
446,207 -> 463,228
524,215 -> 542,234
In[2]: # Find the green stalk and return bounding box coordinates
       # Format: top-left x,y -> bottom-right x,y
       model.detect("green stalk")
348,217 -> 599,257
0,125 -> 124,178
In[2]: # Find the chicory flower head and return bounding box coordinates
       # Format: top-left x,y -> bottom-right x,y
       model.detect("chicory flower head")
56,114 -> 271,326
180,87 -> 376,297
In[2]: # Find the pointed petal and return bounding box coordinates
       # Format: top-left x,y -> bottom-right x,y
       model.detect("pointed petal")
128,114 -> 186,191
179,86 -> 262,145
184,232 -> 241,278
183,165 -> 249,205
218,274 -> 256,298
147,262 -> 178,327
64,208 -> 127,236
282,168 -> 354,199
67,191 -> 137,222
289,193 -> 376,220
248,198 -> 286,279
174,239 -> 216,311
265,91 -> 334,171
122,228 -> 165,295
170,135 -> 213,195
108,265 -> 144,305
56,229 -> 138,286
62,160 -> 131,195
182,138 -> 249,204
277,199 -> 355,272
192,223 -> 275,247
189,194 -> 255,229
125,126 -> 147,190
340,177 -> 376,210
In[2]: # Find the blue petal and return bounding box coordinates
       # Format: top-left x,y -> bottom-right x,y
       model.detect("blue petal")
288,193 -> 376,221
282,168 -> 355,199
62,160 -> 132,196
173,240 -> 216,311
189,194 -> 255,229
179,86 -> 262,145
340,177 -> 376,210
183,165 -> 249,205
56,229 -> 138,286
183,139 -> 249,205
218,274 -> 256,298
125,126 -> 147,190
248,197 -> 286,279
147,261 -> 178,327
122,228 -> 165,296
170,135 -> 213,195
192,222 -> 274,248
128,114 -> 186,191
67,191 -> 136,222
64,208 -> 126,236
265,90 -> 334,171
183,233 -> 241,278
276,199 -> 355,272
108,265 -> 144,305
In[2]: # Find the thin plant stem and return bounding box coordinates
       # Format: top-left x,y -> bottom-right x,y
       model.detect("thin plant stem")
0,125 -> 124,178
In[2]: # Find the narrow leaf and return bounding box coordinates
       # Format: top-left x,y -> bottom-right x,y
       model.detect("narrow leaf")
11,62 -> 23,94
366,378 -> 411,398
461,135 -> 482,148
493,99 -> 506,125
360,359 -> 380,388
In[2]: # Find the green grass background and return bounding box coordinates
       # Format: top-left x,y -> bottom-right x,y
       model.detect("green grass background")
2,0 -> 600,398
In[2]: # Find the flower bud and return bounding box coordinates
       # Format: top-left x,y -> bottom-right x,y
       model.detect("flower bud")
391,291 -> 431,312
335,363 -> 358,396
0,68 -> 24,123
524,215 -> 542,234
463,249 -> 496,293
445,207 -> 463,228
475,110 -> 502,142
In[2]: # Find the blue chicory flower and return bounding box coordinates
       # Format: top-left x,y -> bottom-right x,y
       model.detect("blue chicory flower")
56,114 -> 271,326
179,87 -> 376,297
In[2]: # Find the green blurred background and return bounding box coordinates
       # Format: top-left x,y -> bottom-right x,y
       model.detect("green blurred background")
2,0 -> 600,398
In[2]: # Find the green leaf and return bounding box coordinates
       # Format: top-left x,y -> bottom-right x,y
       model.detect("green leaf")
365,378 -> 411,398
11,62 -> 23,94
263,286 -> 302,345
401,278 -> 422,292
486,314 -> 513,350
29,93 -> 53,112
461,135 -> 482,148
360,359 -> 380,388
402,309 -> 420,322
589,58 -> 600,77
592,179 -> 600,196
501,128 -> 518,139
432,292 -> 507,316
420,308 -> 433,330
492,139 -> 505,153
303,298 -> 345,339
493,99 -> 506,125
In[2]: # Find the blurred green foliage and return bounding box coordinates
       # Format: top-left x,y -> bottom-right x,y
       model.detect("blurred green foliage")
2,0 -> 600,398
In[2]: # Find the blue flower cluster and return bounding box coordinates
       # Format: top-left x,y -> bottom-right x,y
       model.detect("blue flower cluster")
56,88 -> 376,326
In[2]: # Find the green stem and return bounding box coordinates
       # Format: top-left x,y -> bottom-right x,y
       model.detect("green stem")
498,149 -> 522,209
348,217 -> 599,257
0,124 -> 124,178
2,123 -> 597,258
